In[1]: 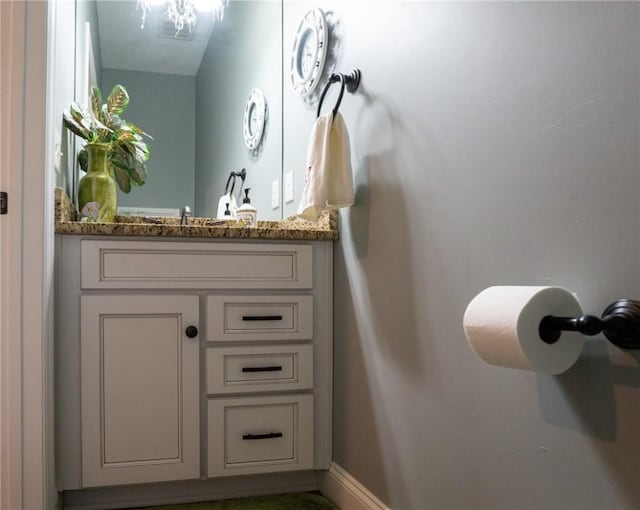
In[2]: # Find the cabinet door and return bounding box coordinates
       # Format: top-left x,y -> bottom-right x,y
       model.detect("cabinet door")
81,295 -> 200,487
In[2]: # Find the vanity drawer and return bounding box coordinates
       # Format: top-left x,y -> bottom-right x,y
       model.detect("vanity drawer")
206,345 -> 313,395
206,295 -> 313,342
81,240 -> 312,289
207,395 -> 313,477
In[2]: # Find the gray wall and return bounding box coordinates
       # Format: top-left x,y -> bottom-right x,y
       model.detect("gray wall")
284,2 -> 640,509
195,0 -> 282,219
101,68 -> 195,211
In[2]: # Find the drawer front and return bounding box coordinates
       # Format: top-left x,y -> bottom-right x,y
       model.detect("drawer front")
206,345 -> 313,395
81,240 -> 312,289
207,395 -> 313,477
206,295 -> 313,342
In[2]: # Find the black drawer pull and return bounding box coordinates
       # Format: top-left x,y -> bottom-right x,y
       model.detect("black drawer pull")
242,366 -> 283,373
242,432 -> 283,440
242,315 -> 284,321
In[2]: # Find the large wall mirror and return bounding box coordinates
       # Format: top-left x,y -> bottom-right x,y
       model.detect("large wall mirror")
75,0 -> 283,219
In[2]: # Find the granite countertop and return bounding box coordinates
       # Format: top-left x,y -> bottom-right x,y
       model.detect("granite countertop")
54,188 -> 338,241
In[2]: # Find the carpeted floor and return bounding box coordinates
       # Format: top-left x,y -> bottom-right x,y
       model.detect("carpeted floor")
130,492 -> 337,510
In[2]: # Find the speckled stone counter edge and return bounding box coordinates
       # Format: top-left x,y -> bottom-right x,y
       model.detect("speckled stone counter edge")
54,188 -> 338,241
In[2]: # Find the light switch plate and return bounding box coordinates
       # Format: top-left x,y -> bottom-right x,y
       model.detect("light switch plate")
272,179 -> 279,209
284,171 -> 294,204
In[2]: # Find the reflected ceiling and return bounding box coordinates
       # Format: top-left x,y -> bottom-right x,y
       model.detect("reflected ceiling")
96,0 -> 215,76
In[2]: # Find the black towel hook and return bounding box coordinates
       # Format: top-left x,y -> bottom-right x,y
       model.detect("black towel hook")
224,172 -> 236,195
317,68 -> 362,118
224,168 -> 246,196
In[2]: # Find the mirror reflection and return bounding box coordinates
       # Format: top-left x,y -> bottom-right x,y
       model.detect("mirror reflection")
77,0 -> 283,219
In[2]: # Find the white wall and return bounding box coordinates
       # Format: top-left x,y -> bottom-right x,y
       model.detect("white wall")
101,68 -> 196,211
284,2 -> 640,509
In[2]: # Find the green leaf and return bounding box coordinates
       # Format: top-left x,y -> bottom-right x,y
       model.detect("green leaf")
63,84 -> 151,190
77,148 -> 88,172
128,163 -> 147,186
110,142 -> 136,169
78,119 -> 95,136
106,85 -> 129,115
94,118 -> 112,132
69,103 -> 85,123
63,112 -> 89,140
116,131 -> 136,143
105,113 -> 123,131
126,121 -> 153,140
131,140 -> 150,161
110,143 -> 147,186
111,164 -> 132,193
90,87 -> 102,120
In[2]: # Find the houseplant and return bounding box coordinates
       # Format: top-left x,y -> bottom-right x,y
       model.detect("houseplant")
63,84 -> 151,222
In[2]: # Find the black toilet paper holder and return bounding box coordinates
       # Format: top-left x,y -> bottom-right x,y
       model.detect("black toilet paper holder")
539,299 -> 640,349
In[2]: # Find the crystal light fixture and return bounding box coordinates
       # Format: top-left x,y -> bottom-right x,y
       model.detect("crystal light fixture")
137,0 -> 229,33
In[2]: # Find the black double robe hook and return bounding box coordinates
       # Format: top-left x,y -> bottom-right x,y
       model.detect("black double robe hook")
317,68 -> 362,118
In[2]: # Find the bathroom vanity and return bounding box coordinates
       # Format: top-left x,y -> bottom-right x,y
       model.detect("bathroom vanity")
54,191 -> 336,505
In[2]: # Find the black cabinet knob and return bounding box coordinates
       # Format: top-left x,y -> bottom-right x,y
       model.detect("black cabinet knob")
185,325 -> 198,338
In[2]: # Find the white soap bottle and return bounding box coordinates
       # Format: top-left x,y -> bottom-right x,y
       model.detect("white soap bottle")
236,188 -> 257,227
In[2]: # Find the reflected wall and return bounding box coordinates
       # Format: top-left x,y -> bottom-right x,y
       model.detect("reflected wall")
195,1 -> 282,219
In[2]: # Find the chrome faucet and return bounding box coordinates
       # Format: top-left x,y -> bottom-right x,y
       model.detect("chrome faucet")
180,206 -> 192,226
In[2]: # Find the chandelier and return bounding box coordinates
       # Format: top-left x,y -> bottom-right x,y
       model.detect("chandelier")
137,0 -> 229,33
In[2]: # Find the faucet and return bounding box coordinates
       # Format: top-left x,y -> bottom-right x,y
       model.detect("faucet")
180,206 -> 192,226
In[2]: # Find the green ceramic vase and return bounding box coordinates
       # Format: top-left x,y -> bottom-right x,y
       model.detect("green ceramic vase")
78,143 -> 117,222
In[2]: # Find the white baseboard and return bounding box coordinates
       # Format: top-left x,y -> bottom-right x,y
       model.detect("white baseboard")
317,463 -> 389,510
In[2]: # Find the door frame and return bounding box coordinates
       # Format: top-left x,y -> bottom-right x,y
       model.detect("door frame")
1,1 -> 55,508
0,1 -> 26,508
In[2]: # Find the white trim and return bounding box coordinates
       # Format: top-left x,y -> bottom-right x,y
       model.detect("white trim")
22,0 -> 54,508
80,21 -> 97,110
317,463 -> 390,510
0,1 -> 54,509
0,19 -> 2,506
1,2 -> 26,508
44,3 -> 59,508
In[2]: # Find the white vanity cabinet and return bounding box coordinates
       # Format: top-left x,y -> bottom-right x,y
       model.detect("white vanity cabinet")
55,236 -> 333,494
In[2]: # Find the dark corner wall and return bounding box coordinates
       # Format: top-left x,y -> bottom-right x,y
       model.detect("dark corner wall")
283,2 -> 640,509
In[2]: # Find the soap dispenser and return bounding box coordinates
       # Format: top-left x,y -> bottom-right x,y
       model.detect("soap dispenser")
236,188 -> 257,227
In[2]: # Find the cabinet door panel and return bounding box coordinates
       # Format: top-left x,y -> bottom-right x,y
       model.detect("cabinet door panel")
81,295 -> 199,487
102,316 -> 180,464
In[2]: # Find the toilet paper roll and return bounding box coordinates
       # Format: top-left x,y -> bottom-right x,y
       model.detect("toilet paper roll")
463,286 -> 584,375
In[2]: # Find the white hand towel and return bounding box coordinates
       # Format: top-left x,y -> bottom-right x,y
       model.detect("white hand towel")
297,111 -> 354,221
